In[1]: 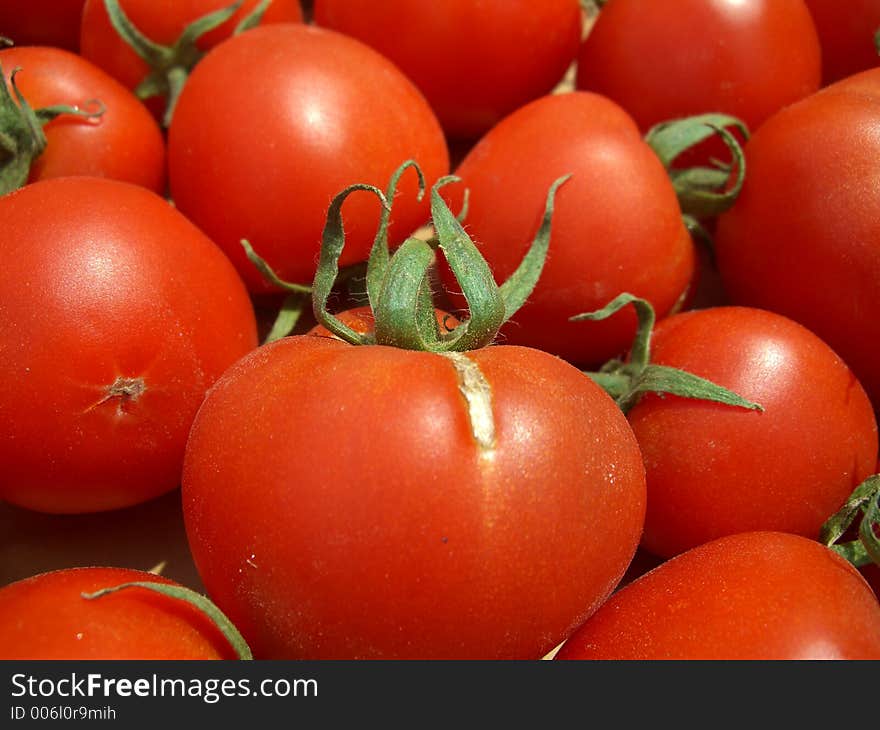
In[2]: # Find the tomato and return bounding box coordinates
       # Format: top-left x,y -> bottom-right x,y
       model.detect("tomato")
576,0 -> 821,135
182,336 -> 646,659
79,0 -> 303,96
0,177 -> 258,514
0,567 -> 236,659
313,0 -> 582,140
624,306 -> 877,559
440,91 -> 695,368
804,0 -> 880,84
0,1 -> 85,52
715,71 -> 880,409
555,532 -> 880,660
168,24 -> 449,293
0,45 -> 165,193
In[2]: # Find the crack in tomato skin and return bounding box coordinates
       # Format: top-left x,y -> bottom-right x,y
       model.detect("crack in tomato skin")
438,351 -> 496,451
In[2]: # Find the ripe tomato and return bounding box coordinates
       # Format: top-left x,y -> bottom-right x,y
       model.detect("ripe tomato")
182,336 -> 646,659
440,91 -> 695,368
555,532 -> 880,660
576,0 -> 821,135
168,24 -> 449,292
0,45 -> 165,193
0,1 -> 85,52
79,0 -> 303,96
0,177 -> 258,514
715,72 -> 880,408
804,0 -> 880,84
0,567 -> 237,659
313,0 -> 582,140
625,306 -> 877,559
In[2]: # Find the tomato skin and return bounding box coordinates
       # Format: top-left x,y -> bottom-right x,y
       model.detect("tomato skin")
182,336 -> 646,659
0,567 -> 235,659
804,0 -> 880,84
0,1 -> 85,52
0,177 -> 258,514
555,532 -> 880,660
441,91 -> 694,368
313,0 -> 582,140
79,0 -> 303,94
626,307 -> 877,559
576,0 -> 821,134
1,46 -> 165,193
168,24 -> 449,292
715,75 -> 880,409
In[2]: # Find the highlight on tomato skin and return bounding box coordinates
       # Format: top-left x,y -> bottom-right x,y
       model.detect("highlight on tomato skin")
0,567 -> 240,660
554,532 -> 880,660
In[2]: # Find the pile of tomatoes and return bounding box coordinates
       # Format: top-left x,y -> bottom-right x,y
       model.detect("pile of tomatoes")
2,0 -> 880,661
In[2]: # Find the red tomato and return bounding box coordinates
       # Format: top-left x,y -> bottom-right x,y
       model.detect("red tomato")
625,306 -> 877,559
313,0 -> 582,140
440,91 -> 695,368
182,335 -> 646,659
0,177 -> 258,514
168,24 -> 449,292
804,0 -> 880,84
715,72 -> 880,408
0,1 -> 85,52
1,45 -> 165,193
576,0 -> 821,135
79,0 -> 303,94
556,532 -> 880,660
0,567 -> 236,659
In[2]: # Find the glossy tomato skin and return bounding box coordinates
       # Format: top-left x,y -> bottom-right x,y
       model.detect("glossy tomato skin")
168,24 -> 449,292
0,46 -> 165,193
0,567 -> 235,659
79,0 -> 303,94
0,177 -> 258,514
313,0 -> 582,140
804,0 -> 880,84
627,307 -> 877,559
0,1 -> 85,52
441,92 -> 694,368
715,73 -> 880,409
555,532 -> 880,660
576,0 -> 821,134
182,336 -> 646,659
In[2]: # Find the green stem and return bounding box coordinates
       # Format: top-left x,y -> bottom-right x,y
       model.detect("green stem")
573,294 -> 763,414
82,581 -> 253,660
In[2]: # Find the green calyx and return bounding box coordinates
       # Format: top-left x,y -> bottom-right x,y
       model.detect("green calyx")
81,580 -> 253,660
0,56 -> 105,195
102,0 -> 272,128
821,475 -> 880,569
645,113 -> 749,219
243,159 -> 571,352
572,293 -> 764,414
